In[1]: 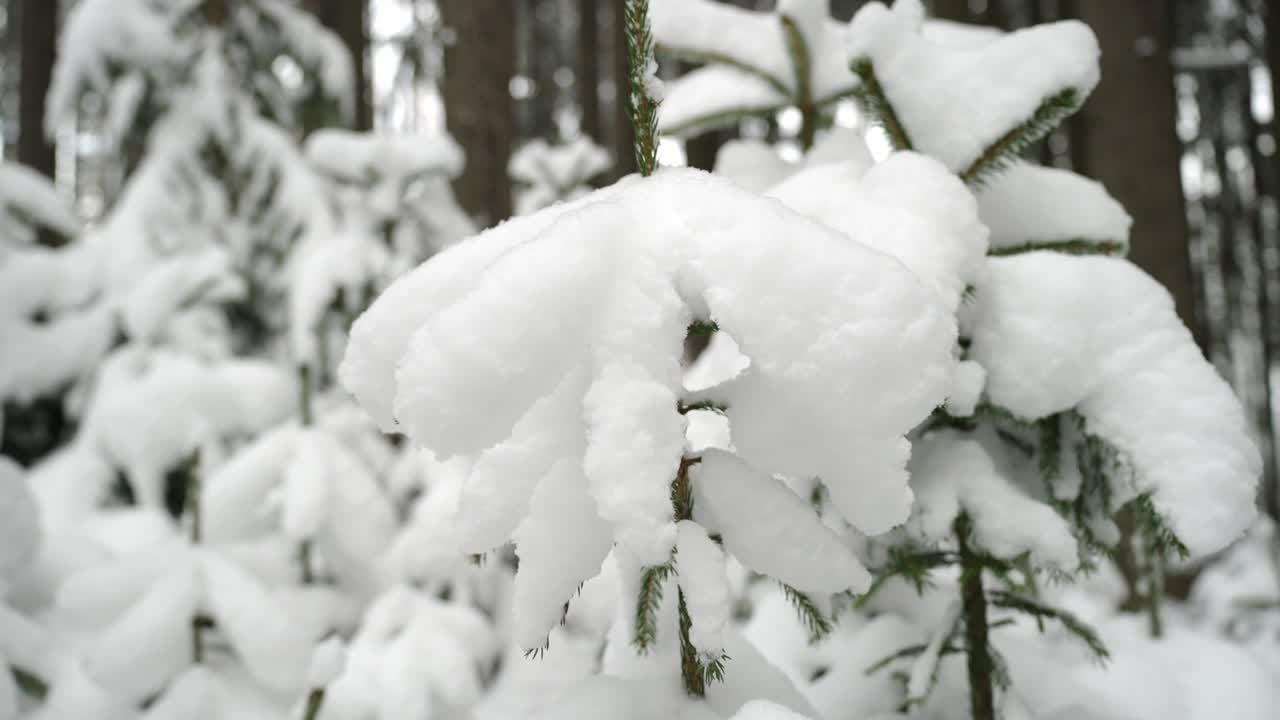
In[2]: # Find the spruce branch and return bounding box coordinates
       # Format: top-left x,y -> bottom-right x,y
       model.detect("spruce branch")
624,0 -> 661,176
653,46 -> 792,97
1131,494 -> 1190,561
956,514 -> 996,720
864,619 -> 1014,677
959,88 -> 1083,187
678,400 -> 728,415
858,546 -> 955,607
675,586 -> 728,696
523,645 -> 548,660
633,561 -> 676,653
1037,414 -> 1065,507
302,688 -> 326,720
864,642 -> 962,676
779,14 -> 816,149
10,665 -> 48,701
849,58 -> 913,151
905,609 -> 965,708
661,104 -> 791,139
191,614 -> 216,664
779,583 -> 834,644
987,590 -> 1110,663
988,238 -> 1128,258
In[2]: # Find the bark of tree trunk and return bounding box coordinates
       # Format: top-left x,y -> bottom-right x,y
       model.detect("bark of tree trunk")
305,0 -> 370,130
578,0 -> 600,142
441,0 -> 516,227
957,517 -> 995,720
611,1 -> 638,179
1071,0 -> 1201,342
1263,1 -> 1280,528
18,0 -> 58,179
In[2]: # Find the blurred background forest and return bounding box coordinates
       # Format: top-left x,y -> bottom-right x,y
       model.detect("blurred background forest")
2,0 -> 1278,526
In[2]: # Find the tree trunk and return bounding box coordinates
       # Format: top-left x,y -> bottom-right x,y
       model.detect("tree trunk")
1071,0 -> 1201,342
205,0 -> 228,27
305,0 -> 370,130
610,1 -> 638,179
441,0 -> 515,227
1263,1 -> 1280,526
18,0 -> 57,179
578,0 -> 600,141
957,517 -> 995,720
928,0 -> 972,21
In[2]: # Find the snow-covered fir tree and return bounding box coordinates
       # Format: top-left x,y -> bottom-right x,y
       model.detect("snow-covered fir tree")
2,1 -> 1276,719
651,0 -> 858,149
0,164 -> 106,465
508,137 -> 611,216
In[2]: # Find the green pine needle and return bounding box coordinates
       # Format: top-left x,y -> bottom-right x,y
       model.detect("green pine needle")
624,0 -> 661,176
676,586 -> 729,696
849,58 -> 913,151
1132,494 -> 1190,561
633,561 -> 676,653
858,546 -> 955,607
779,583 -> 834,644
989,238 -> 1128,257
960,87 -> 1084,187
987,590 -> 1110,663
1037,413 -> 1064,503
11,665 -> 48,701
779,13 -> 816,147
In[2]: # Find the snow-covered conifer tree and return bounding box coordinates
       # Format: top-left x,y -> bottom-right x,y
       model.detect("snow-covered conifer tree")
650,0 -> 858,149
338,2 -> 981,715
509,137 -> 611,215
0,164 -> 106,465
47,0 -> 354,353
747,2 -> 1260,717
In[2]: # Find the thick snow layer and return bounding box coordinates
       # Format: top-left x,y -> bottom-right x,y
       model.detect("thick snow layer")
768,151 -> 987,314
944,359 -> 986,418
0,240 -> 114,405
256,0 -> 356,120
714,127 -> 875,194
674,520 -> 730,655
305,129 -> 464,186
280,429 -> 331,541
908,430 -> 1079,569
200,551 -> 313,692
706,631 -> 821,718
509,138 -> 612,216
653,0 -> 859,135
907,601 -> 960,703
728,697 -> 811,719
451,374 -> 583,555
342,168 -> 953,550
201,426 -> 300,542
119,246 -> 244,344
713,140 -> 799,194
0,459 -> 40,584
84,561 -> 199,702
0,163 -> 81,241
968,254 -> 1260,556
979,162 -> 1131,254
692,450 -> 870,594
847,0 -> 1100,173
510,459 -> 612,649
45,0 -> 191,135
323,586 -> 500,719
660,65 -> 788,137
80,350 -> 295,508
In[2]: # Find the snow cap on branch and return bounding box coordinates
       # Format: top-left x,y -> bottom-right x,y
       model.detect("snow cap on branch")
847,0 -> 1100,176
342,168 -> 955,641
968,253 -> 1260,557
